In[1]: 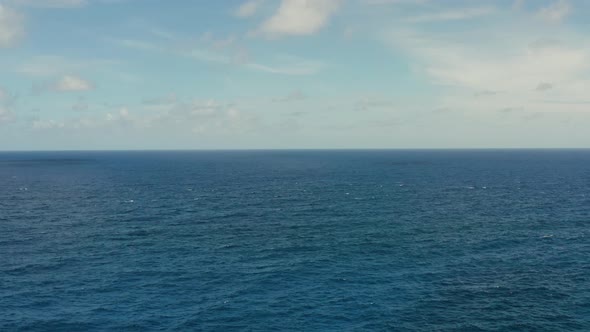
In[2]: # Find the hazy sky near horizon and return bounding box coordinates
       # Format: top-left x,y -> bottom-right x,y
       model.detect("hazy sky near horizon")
1,0 -> 590,150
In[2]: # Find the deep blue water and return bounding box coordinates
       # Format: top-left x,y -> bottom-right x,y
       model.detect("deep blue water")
1,150 -> 589,331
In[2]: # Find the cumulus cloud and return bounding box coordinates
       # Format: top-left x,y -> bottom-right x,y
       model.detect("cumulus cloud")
0,4 -> 25,48
0,107 -> 15,123
257,0 -> 341,38
31,97 -> 260,137
536,0 -> 570,23
32,119 -> 65,129
52,75 -> 95,91
234,0 -> 265,18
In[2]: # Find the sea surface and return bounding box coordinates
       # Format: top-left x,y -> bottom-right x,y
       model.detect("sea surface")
1,150 -> 589,331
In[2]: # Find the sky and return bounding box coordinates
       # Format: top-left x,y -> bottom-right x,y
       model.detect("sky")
1,0 -> 590,150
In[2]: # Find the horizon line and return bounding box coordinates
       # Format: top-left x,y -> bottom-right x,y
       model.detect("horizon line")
2,147 -> 590,153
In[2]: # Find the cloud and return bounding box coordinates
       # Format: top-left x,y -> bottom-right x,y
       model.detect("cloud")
142,93 -> 178,106
234,0 -> 265,18
0,4 -> 25,48
31,74 -> 96,94
72,98 -> 89,111
0,87 -> 16,124
111,36 -> 323,76
474,90 -> 500,97
32,119 -> 65,129
355,97 -> 396,111
31,97 -> 260,137
9,0 -> 88,8
18,55 -> 119,77
52,75 -> 94,91
512,0 -> 525,10
380,19 -> 590,116
273,90 -> 306,102
535,82 -> 553,91
536,0 -> 570,23
386,30 -> 589,92
257,0 -> 341,38
406,6 -> 496,23
246,60 -> 322,75
361,0 -> 428,5
0,106 -> 15,123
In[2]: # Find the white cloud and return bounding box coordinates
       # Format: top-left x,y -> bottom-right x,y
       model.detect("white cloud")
536,0 -> 570,23
0,4 -> 24,48
18,55 -> 119,77
0,106 -> 14,123
234,0 -> 265,18
246,61 -> 322,75
273,90 -> 306,102
106,107 -> 131,122
52,75 -> 95,91
32,119 -> 65,129
257,0 -> 341,38
31,97 -> 260,137
381,20 -> 590,115
361,0 -> 428,5
111,36 -> 323,76
406,6 -> 496,23
387,28 -> 589,90
9,0 -> 88,8
535,82 -> 553,91
0,87 -> 10,102
512,0 -> 525,10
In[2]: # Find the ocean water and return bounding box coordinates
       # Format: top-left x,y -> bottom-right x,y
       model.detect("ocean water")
1,150 -> 589,331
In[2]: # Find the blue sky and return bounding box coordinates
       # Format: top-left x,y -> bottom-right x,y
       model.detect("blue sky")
1,0 -> 589,150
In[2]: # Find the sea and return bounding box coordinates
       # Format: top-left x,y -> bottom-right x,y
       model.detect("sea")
1,150 -> 589,331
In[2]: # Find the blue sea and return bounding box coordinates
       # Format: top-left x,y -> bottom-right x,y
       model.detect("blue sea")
1,150 -> 589,331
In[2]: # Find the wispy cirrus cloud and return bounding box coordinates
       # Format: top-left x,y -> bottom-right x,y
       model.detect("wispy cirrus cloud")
109,34 -> 324,76
17,55 -> 119,77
